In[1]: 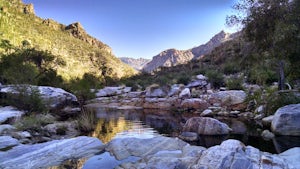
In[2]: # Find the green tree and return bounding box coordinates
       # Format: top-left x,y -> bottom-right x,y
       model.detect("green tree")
227,0 -> 300,90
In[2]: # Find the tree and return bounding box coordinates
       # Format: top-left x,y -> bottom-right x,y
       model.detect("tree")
227,0 -> 300,90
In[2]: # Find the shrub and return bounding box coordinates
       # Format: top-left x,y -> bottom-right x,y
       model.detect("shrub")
1,85 -> 47,113
205,70 -> 224,89
77,109 -> 97,132
226,77 -> 244,90
177,75 -> 191,85
266,90 -> 300,116
15,113 -> 54,132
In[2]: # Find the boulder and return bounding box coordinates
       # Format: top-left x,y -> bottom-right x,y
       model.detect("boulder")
95,86 -> 131,97
210,90 -> 246,106
0,85 -> 78,110
201,109 -> 213,117
180,98 -> 209,111
279,147 -> 300,169
107,138 -> 296,169
0,106 -> 24,124
145,86 -> 167,98
0,136 -> 19,150
183,117 -> 231,135
168,84 -> 182,97
262,115 -> 274,127
261,130 -> 275,140
179,88 -> 191,99
186,79 -> 207,88
271,104 -> 300,136
0,124 -> 16,135
0,136 -> 104,168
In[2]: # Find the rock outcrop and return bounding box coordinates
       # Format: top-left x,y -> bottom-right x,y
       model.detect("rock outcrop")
0,136 -> 104,169
120,57 -> 150,70
143,49 -> 194,73
0,85 -> 79,111
142,31 -> 239,73
271,103 -> 300,136
65,22 -> 112,53
95,136 -> 300,169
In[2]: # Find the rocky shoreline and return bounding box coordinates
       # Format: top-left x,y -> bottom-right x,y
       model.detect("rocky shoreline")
1,79 -> 300,168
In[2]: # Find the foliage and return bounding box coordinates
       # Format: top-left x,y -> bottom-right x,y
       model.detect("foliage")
226,76 -> 244,90
205,70 -> 224,89
0,47 -> 65,85
76,109 -> 97,132
67,73 -> 100,106
0,85 -> 47,113
0,0 -> 136,80
266,90 -> 300,116
15,113 -> 54,132
227,0 -> 300,90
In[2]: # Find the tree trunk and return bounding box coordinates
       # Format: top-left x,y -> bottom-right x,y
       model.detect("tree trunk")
278,60 -> 285,90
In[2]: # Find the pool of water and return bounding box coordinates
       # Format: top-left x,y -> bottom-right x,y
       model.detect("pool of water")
89,107 -> 300,154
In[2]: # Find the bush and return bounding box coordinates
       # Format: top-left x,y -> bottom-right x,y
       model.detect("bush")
0,85 -> 47,113
205,70 -> 224,89
177,75 -> 191,85
77,109 -> 97,132
226,77 -> 244,90
266,90 -> 300,116
15,113 -> 54,132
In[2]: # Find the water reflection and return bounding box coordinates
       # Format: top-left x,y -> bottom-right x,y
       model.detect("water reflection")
91,108 -> 161,143
90,107 -> 300,154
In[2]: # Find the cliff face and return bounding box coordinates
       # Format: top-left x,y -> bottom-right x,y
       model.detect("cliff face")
120,57 -> 150,70
143,49 -> 194,73
143,31 -> 239,73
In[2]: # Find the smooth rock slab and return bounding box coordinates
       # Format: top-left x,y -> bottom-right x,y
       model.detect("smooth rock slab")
210,90 -> 246,105
0,136 -> 104,169
0,106 -> 24,124
0,136 -> 19,150
106,136 -> 188,160
0,124 -> 16,135
183,117 -> 231,135
271,104 -> 300,136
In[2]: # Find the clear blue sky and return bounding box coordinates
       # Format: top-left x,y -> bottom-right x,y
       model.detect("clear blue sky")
23,0 -> 237,59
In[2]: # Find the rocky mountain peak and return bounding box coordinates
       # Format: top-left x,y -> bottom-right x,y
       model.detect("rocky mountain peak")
142,30 -> 238,73
120,57 -> 151,70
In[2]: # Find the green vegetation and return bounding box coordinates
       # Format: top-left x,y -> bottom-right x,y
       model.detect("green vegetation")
0,0 -> 136,81
76,109 -> 97,132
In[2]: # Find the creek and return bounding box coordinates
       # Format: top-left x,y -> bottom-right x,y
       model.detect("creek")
88,107 -> 300,154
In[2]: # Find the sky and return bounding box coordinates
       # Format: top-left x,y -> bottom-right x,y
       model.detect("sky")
23,0 -> 237,59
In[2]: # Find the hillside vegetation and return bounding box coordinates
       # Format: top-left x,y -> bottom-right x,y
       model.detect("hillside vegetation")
0,0 -> 136,81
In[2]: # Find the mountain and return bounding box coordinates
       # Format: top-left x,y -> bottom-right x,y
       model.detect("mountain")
0,0 -> 136,80
142,31 -> 238,73
120,57 -> 150,70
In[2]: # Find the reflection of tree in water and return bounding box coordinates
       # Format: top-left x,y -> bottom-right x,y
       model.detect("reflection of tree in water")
91,117 -> 129,143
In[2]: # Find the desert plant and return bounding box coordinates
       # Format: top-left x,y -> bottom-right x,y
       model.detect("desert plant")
205,70 -> 224,89
0,85 -> 47,113
226,77 -> 244,90
76,109 -> 97,132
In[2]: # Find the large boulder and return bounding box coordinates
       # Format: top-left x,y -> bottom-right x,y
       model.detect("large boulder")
0,136 -> 104,168
105,138 -> 297,169
183,117 -> 231,135
0,106 -> 24,124
271,104 -> 300,136
180,98 -> 209,111
145,85 -> 168,98
0,85 -> 78,110
210,90 -> 246,106
179,88 -> 191,99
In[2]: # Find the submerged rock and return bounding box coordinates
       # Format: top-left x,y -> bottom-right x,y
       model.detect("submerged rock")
0,136 -> 104,169
271,104 -> 300,136
183,117 -> 231,135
